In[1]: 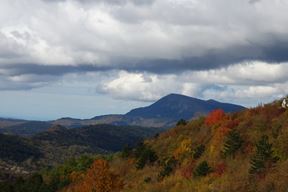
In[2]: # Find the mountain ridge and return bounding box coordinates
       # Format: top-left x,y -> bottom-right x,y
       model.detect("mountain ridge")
126,93 -> 245,120
0,94 -> 245,136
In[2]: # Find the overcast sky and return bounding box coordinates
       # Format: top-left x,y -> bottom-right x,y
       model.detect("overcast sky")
0,0 -> 288,120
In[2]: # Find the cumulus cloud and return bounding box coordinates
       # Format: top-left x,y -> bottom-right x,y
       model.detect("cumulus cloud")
96,62 -> 288,105
1,0 -> 288,69
97,71 -> 183,101
0,0 -> 288,105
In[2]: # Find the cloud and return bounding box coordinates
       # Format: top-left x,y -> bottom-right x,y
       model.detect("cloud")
44,0 -> 155,6
249,0 -> 262,4
1,0 -> 288,71
97,71 -> 183,101
97,61 -> 288,105
0,0 -> 288,105
0,74 -> 57,90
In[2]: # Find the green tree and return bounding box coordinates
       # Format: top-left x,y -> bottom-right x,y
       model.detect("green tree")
177,119 -> 188,126
222,130 -> 243,157
121,145 -> 132,158
193,144 -> 205,159
158,157 -> 177,179
134,144 -> 158,169
249,135 -> 279,174
194,161 -> 212,177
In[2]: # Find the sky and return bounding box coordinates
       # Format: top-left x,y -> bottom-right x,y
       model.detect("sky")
0,0 -> 288,120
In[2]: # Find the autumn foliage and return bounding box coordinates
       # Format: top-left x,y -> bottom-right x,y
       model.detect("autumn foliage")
68,159 -> 123,192
205,109 -> 225,126
181,160 -> 196,179
173,139 -> 193,159
211,162 -> 226,177
5,99 -> 288,192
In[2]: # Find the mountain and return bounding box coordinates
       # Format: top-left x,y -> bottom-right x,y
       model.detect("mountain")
0,121 -> 52,136
126,93 -> 245,120
57,94 -> 245,129
0,118 -> 26,129
0,94 -> 245,136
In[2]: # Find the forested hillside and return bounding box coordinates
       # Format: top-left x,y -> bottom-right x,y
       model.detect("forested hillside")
64,99 -> 288,192
1,99 -> 287,192
0,124 -> 160,185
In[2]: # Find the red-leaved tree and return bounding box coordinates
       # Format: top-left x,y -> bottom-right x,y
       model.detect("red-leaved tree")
205,109 -> 225,126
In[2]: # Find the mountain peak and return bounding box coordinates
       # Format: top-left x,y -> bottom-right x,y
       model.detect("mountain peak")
163,93 -> 188,98
126,94 -> 245,121
160,93 -> 197,100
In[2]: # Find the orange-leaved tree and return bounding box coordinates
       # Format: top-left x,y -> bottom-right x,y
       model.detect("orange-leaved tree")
71,159 -> 123,192
205,109 -> 225,126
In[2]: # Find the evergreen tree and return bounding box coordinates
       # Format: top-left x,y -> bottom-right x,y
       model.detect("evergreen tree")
177,119 -> 188,126
134,142 -> 145,158
134,144 -> 158,169
121,145 -> 132,158
158,157 -> 177,179
194,161 -> 212,177
193,144 -> 205,159
249,135 -> 279,174
222,130 -> 243,157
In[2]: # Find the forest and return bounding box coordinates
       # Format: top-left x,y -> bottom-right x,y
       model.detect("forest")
1,98 -> 288,191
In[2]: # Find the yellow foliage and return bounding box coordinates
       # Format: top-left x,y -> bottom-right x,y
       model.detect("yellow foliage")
173,138 -> 193,159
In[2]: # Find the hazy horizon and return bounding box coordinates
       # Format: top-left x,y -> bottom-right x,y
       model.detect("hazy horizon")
0,92 -> 274,121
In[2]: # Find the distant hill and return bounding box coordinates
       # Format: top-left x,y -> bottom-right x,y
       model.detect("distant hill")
126,93 -> 245,120
0,133 -> 41,162
0,94 -> 245,136
33,124 -> 160,153
0,124 -> 161,175
61,94 -> 245,128
0,121 -> 52,136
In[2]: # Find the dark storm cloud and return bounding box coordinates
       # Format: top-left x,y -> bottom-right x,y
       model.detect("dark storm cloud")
261,41 -> 288,63
112,38 -> 288,74
2,36 -> 288,77
43,0 -> 155,5
0,64 -> 111,76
